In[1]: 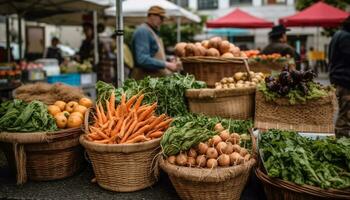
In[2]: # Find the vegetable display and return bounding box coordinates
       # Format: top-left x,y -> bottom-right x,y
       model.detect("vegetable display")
47,97 -> 93,129
161,114 -> 252,157
84,92 -> 172,144
260,129 -> 350,189
215,71 -> 265,89
96,73 -> 206,117
174,37 -> 247,58
0,99 -> 58,132
258,68 -> 332,104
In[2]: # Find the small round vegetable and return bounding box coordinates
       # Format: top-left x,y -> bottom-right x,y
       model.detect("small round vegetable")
219,40 -> 231,54
196,155 -> 207,167
218,154 -> 230,167
237,80 -> 244,84
176,153 -> 188,166
206,48 -> 220,57
216,141 -> 227,154
206,158 -> 218,168
231,133 -> 241,144
234,72 -> 244,81
219,130 -> 230,141
187,157 -> 196,167
235,83 -> 244,88
227,77 -> 234,83
229,152 -> 243,165
221,52 -> 234,58
249,71 -> 255,77
167,155 -> 176,164
240,148 -> 248,157
208,37 -> 222,49
221,77 -> 228,84
207,138 -> 214,146
198,142 -> 209,154
214,123 -> 225,132
212,135 -> 222,146
250,82 -> 257,87
185,43 -> 196,57
215,85 -> 223,89
206,147 -> 218,159
223,142 -> 234,154
232,144 -> 241,152
174,42 -> 187,57
244,154 -> 251,162
223,84 -> 228,89
228,83 -> 235,89
188,148 -> 197,158
201,40 -> 210,49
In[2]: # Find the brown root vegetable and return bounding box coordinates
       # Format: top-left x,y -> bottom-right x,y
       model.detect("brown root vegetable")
218,154 -> 230,167
187,157 -> 196,167
188,148 -> 198,158
231,47 -> 241,57
174,42 -> 187,57
214,123 -> 225,132
219,40 -> 231,54
219,130 -> 230,141
176,153 -> 188,166
206,48 -> 220,57
244,154 -> 251,162
230,133 -> 241,144
224,142 -> 234,154
201,40 -> 210,49
232,144 -> 241,152
216,141 -> 227,154
240,52 -> 248,58
212,135 -> 222,146
197,46 -> 207,56
229,152 -> 243,165
206,158 -> 218,168
206,147 -> 218,159
240,148 -> 249,157
207,138 -> 214,147
196,155 -> 207,167
221,52 -> 234,58
167,155 -> 176,164
198,142 -> 209,154
185,43 -> 196,57
208,37 -> 222,49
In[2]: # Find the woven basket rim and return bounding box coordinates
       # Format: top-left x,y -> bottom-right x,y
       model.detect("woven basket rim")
255,167 -> 350,198
79,135 -> 161,153
0,127 -> 82,144
186,87 -> 256,99
181,56 -> 247,64
160,157 -> 256,183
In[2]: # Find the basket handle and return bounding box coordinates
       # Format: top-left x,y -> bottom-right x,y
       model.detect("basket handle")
243,58 -> 252,81
84,107 -> 92,134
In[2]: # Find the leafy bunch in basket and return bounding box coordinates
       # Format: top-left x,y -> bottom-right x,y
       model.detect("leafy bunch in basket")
258,67 -> 332,104
260,129 -> 350,189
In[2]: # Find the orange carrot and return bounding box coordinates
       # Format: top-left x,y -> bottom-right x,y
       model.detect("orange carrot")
95,105 -> 103,125
115,105 -> 121,118
117,119 -> 127,138
99,102 -> 107,123
148,131 -> 164,138
121,112 -> 138,143
111,116 -> 123,137
125,135 -> 149,144
133,94 -> 144,111
121,93 -> 126,105
90,126 -> 109,139
110,91 -> 115,116
155,118 -> 173,130
89,133 -> 102,140
125,94 -> 138,111
85,135 -> 93,141
105,100 -> 113,120
94,139 -> 110,144
148,114 -> 166,130
138,103 -> 157,121
132,124 -> 150,137
132,116 -> 155,133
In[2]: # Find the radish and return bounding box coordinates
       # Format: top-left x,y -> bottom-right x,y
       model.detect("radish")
229,152 -> 243,165
188,148 -> 197,158
232,144 -> 241,152
198,142 -> 208,155
206,147 -> 218,159
176,153 -> 188,166
219,130 -> 230,141
187,157 -> 196,167
218,154 -> 230,167
212,135 -> 222,146
216,142 -> 227,154
224,142 -> 234,154
206,158 -> 218,168
196,155 -> 207,168
167,155 -> 176,164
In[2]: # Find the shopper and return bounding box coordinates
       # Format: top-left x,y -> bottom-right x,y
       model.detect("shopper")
329,16 -> 350,138
44,37 -> 63,64
78,22 -> 95,63
131,6 -> 179,80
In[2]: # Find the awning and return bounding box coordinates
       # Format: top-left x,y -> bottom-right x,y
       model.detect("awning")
206,8 -> 273,29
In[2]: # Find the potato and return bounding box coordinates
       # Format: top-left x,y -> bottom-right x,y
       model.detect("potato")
221,77 -> 228,84
221,52 -> 234,58
236,83 -> 244,88
223,84 -> 228,89
237,80 -> 244,84
201,40 -> 210,49
227,77 -> 234,83
251,78 -> 259,83
231,47 -> 241,57
208,37 -> 222,49
174,42 -> 187,57
240,52 -> 248,58
185,43 -> 196,57
234,72 -> 244,81
206,48 -> 220,57
197,46 -> 207,56
249,71 -> 255,77
228,83 -> 235,88
219,40 -> 231,54
250,82 -> 257,87
216,85 -> 222,89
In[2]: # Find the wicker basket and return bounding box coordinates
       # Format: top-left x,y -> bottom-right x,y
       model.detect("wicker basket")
185,87 -> 256,120
181,57 -> 248,87
160,158 -> 256,200
254,90 -> 337,133
248,60 -> 290,74
0,128 -> 84,184
255,166 -> 350,200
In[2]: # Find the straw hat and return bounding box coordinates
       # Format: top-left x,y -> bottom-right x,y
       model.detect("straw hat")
148,6 -> 168,18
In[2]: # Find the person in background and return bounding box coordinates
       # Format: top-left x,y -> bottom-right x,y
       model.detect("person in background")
78,22 -> 95,63
262,25 -> 300,68
44,37 -> 63,64
329,16 -> 350,138
131,6 -> 179,80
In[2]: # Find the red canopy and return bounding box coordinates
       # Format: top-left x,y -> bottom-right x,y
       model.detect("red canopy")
206,8 -> 274,29
279,2 -> 349,27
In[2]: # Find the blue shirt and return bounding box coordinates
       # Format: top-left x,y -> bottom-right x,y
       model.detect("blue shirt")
131,24 -> 166,70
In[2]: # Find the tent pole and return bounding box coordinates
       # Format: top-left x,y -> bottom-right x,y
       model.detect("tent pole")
18,15 -> 22,60
116,0 -> 124,87
316,27 -> 320,51
93,11 -> 99,66
176,16 -> 181,43
6,16 -> 11,62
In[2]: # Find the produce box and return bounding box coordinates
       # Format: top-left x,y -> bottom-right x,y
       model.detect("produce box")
47,73 -> 80,86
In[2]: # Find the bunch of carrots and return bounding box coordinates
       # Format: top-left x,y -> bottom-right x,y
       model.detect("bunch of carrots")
84,92 -> 172,144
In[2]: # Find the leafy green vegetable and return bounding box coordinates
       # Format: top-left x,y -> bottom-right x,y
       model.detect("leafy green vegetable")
260,129 -> 350,189
96,73 -> 206,117
161,113 -> 252,156
0,100 -> 58,132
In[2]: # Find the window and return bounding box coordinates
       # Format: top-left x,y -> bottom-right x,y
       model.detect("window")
198,0 -> 218,10
169,0 -> 189,8
230,0 -> 252,6
265,0 -> 287,5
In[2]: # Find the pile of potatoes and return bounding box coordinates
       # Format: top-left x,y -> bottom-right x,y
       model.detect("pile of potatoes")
215,71 -> 265,89
47,97 -> 93,129
174,37 -> 247,58
166,123 -> 251,168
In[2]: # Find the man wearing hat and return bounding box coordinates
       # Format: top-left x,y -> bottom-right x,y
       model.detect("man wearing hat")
261,25 -> 296,58
131,6 -> 179,80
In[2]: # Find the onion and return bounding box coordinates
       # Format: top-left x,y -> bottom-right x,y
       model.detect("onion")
196,155 -> 207,168
216,141 -> 227,155
232,144 -> 241,152
206,158 -> 218,168
212,135 -> 222,146
167,155 -> 176,164
244,154 -> 251,162
219,40 -> 231,54
230,133 -> 241,144
206,147 -> 218,159
219,130 -> 230,141
240,148 -> 248,157
208,37 -> 222,49
218,154 -> 230,167
223,142 -> 234,154
214,123 -> 225,132
207,138 -> 214,146
198,142 -> 208,154
187,157 -> 196,167
188,148 -> 197,158
229,152 -> 243,165
176,153 -> 188,166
